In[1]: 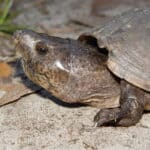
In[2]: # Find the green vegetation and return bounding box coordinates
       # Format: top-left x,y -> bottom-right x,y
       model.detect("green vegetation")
0,0 -> 25,34
0,0 -> 13,25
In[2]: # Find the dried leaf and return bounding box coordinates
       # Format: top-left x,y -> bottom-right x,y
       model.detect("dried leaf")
0,62 -> 12,78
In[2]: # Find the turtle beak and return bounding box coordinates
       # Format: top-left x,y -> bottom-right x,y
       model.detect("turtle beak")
13,29 -> 33,44
13,29 -> 41,58
13,29 -> 38,51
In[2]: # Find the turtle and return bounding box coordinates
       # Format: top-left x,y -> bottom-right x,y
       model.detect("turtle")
13,9 -> 150,126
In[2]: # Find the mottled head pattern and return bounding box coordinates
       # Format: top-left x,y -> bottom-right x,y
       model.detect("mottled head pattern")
13,29 -> 72,91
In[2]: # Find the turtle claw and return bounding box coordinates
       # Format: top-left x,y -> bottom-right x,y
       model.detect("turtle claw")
94,108 -> 120,126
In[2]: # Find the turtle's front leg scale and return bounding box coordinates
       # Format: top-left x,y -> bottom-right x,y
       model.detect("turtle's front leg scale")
94,81 -> 145,127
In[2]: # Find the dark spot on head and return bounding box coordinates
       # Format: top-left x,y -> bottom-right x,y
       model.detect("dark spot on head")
35,41 -> 48,55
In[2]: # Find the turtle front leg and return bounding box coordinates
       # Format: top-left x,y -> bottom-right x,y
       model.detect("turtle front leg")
94,81 -> 145,127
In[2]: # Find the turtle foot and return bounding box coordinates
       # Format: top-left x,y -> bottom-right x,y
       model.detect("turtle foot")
94,97 -> 143,127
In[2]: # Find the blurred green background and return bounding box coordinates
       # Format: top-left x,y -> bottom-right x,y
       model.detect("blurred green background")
0,0 -> 24,34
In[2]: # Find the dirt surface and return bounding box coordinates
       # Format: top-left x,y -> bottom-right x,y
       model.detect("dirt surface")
0,93 -> 150,150
0,0 -> 150,149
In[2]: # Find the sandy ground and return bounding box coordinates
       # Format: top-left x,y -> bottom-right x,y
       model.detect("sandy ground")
0,93 -> 150,150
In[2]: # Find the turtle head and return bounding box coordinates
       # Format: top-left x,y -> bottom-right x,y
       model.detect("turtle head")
13,29 -> 72,89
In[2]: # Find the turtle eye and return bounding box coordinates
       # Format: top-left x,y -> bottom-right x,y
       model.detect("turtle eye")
35,41 -> 48,55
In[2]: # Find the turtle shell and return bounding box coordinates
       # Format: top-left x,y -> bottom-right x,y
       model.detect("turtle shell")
78,9 -> 150,92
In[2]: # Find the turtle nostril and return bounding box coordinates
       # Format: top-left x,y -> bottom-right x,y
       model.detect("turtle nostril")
13,30 -> 23,40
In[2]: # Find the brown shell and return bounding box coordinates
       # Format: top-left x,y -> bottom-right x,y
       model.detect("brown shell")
79,9 -> 150,92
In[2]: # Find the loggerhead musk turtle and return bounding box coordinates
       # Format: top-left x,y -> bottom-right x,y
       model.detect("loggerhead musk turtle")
14,9 -> 150,126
